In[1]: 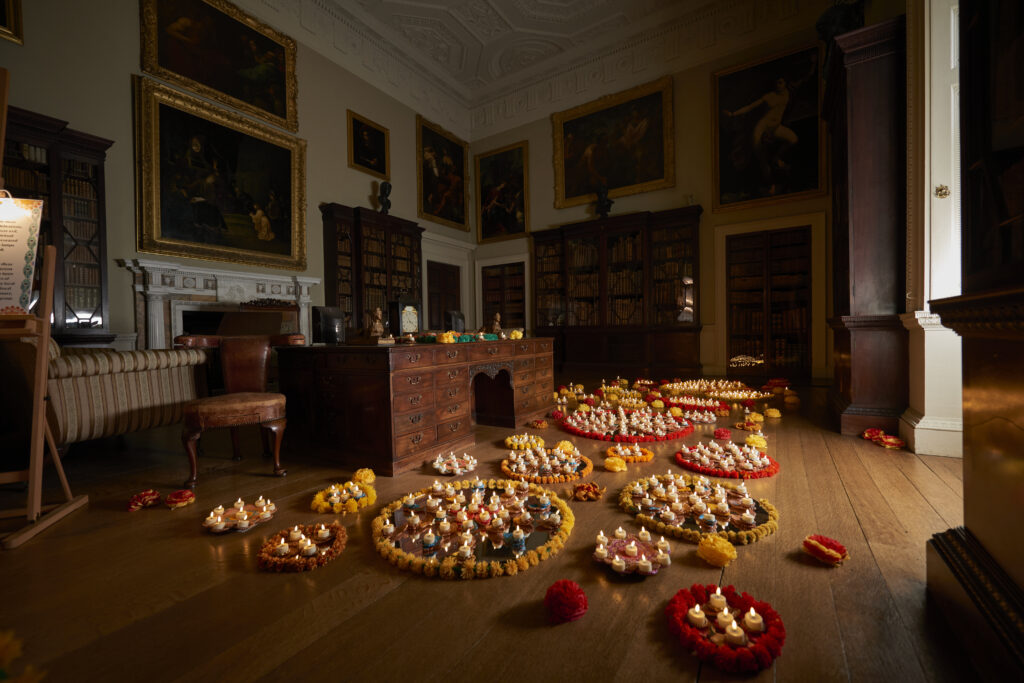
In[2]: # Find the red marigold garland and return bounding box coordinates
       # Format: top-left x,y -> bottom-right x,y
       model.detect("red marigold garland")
802,534 -> 850,566
673,449 -> 780,480
665,583 -> 786,673
545,579 -> 588,623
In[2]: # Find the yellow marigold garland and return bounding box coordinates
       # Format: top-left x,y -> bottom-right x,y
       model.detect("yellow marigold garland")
696,534 -> 738,567
604,456 -> 628,472
617,474 -> 779,546
745,434 -> 768,450
504,433 -> 545,450
311,478 -> 377,514
371,479 -> 575,580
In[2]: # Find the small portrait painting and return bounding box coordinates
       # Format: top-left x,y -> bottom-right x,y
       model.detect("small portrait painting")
476,141 -> 529,243
347,110 -> 389,180
714,45 -> 824,211
417,115 -> 468,231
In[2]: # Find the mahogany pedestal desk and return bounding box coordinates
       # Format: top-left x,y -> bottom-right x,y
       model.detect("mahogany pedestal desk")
277,338 -> 554,475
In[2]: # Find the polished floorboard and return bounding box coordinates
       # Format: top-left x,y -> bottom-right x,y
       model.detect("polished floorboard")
0,388 -> 976,682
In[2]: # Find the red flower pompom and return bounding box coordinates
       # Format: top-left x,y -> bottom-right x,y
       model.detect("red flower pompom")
544,579 -> 588,623
583,397 -> 595,406
742,399 -> 755,408
802,534 -> 850,566
549,409 -> 564,420
713,427 -> 732,440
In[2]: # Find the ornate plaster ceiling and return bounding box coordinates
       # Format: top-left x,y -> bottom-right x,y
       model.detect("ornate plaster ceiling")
333,0 -> 704,106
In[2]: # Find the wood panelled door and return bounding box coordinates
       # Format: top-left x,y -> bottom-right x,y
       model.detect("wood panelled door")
427,260 -> 460,330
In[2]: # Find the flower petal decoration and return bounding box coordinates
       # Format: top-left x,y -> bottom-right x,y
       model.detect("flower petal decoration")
861,427 -> 885,441
604,456 -> 628,472
876,434 -> 905,450
545,579 -> 588,623
127,489 -> 162,512
802,534 -> 850,566
764,408 -> 781,418
745,434 -> 767,450
713,427 -> 732,440
696,534 -> 738,567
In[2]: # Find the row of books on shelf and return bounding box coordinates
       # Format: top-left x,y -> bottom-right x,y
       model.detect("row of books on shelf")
62,196 -> 98,219
62,176 -> 96,200
651,282 -> 686,306
3,165 -> 48,195
567,241 -> 599,269
731,308 -> 765,333
336,254 -> 352,269
64,159 -> 97,179
392,243 -> 415,259
65,262 -> 100,286
535,256 -> 562,273
652,261 -> 692,280
66,286 -> 101,316
567,301 -> 597,326
65,245 -> 98,265
609,299 -> 642,325
6,142 -> 46,164
608,236 -> 640,263
64,219 -> 98,242
608,270 -> 642,293
651,244 -> 693,261
567,273 -> 598,295
770,307 -> 808,332
363,271 -> 388,286
769,339 -> 808,368
485,274 -> 525,290
536,274 -> 563,292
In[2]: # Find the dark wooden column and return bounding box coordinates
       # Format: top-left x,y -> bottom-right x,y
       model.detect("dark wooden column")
823,17 -> 908,435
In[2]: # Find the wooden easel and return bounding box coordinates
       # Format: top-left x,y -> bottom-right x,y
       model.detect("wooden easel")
0,67 -> 88,549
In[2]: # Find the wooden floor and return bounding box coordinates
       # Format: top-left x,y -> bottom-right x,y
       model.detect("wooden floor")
0,387 -> 977,682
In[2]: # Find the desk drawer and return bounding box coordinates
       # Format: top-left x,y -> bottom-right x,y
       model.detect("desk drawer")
534,339 -> 553,355
516,394 -> 537,413
392,348 -> 434,371
393,370 -> 434,395
394,390 -> 434,414
514,357 -> 535,371
468,343 -> 512,361
513,340 -> 535,355
394,410 -> 432,436
395,427 -> 437,458
436,415 -> 471,442
535,363 -> 553,381
434,345 -> 468,364
434,400 -> 469,422
515,369 -> 534,385
435,383 -> 468,404
514,382 -> 534,400
435,365 -> 468,385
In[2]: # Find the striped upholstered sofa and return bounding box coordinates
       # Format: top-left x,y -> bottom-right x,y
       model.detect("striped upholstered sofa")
46,342 -> 208,448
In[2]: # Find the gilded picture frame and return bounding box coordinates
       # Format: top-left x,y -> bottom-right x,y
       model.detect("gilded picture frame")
416,115 -> 469,231
475,141 -> 529,244
0,0 -> 23,45
134,76 -> 307,270
140,0 -> 298,131
552,76 -> 674,209
347,110 -> 390,181
712,44 -> 825,212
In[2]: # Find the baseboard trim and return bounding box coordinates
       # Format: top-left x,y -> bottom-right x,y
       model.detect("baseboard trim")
927,526 -> 1024,678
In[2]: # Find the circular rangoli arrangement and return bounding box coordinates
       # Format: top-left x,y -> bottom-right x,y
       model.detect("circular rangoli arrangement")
674,440 -> 780,479
372,478 -> 575,579
256,522 -> 347,572
431,451 -> 478,475
618,473 -> 778,545
201,496 -> 276,533
665,583 -> 786,673
560,406 -> 693,442
500,441 -> 594,484
604,443 -> 654,463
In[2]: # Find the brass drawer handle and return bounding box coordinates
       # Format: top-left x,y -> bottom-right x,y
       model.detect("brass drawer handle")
487,347 -> 498,355
448,403 -> 460,413
446,350 -> 458,359
411,434 -> 423,444
447,421 -> 461,432
447,389 -> 457,397
519,343 -> 528,351
448,370 -> 458,379
407,375 -> 422,385
410,414 -> 422,424
408,395 -> 422,406
406,353 -> 421,363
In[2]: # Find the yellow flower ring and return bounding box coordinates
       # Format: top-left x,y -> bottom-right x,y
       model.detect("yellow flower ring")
604,445 -> 655,463
311,479 -> 378,515
371,479 -> 575,580
256,522 -> 347,573
618,473 -> 779,545
500,449 -> 594,484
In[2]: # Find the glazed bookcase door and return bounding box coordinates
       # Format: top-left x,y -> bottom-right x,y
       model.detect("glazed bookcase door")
60,155 -> 104,330
649,221 -> 696,326
533,236 -> 564,328
605,227 -> 643,326
360,223 -> 388,320
566,234 -> 600,326
482,262 -> 526,329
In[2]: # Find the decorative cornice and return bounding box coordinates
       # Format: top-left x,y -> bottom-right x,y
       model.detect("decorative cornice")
900,310 -> 950,332
830,314 -> 906,331
931,290 -> 1024,340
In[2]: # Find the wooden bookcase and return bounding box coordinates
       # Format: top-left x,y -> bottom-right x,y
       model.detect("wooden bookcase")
2,106 -> 113,346
726,226 -> 811,381
481,262 -> 525,329
532,205 -> 701,375
320,203 -> 424,330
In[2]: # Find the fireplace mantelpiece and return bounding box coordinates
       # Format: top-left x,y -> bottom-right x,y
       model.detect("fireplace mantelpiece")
119,259 -> 319,349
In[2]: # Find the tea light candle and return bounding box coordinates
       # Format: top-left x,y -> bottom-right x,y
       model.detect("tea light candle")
301,541 -> 318,557
594,544 -> 608,560
458,544 -> 472,559
740,496 -> 754,507
460,531 -> 473,546
657,536 -> 670,552
597,530 -> 608,545
656,549 -> 671,566
203,512 -> 218,527
638,526 -> 651,542
614,526 -> 627,540
316,524 -> 331,541
265,499 -> 276,512
212,505 -> 225,516
426,496 -> 438,510
708,586 -> 727,612
624,541 -> 638,557
233,498 -> 245,510
463,519 -> 476,531
435,508 -> 446,520
328,493 -> 340,505
432,480 -> 443,493
512,526 -> 524,541
254,495 -> 266,508
497,508 -> 510,520
258,507 -> 271,520
686,603 -> 708,628
456,510 -> 468,523
742,607 -> 764,632
274,539 -> 290,556
407,513 -> 421,527
438,519 -> 451,534
637,554 -> 654,573
725,620 -> 747,647
235,512 -> 250,530
211,516 -> 225,532
611,556 -> 626,572
490,516 -> 504,530
716,501 -> 730,515
716,608 -> 733,631
444,485 -> 456,498
741,510 -> 756,524
549,511 -> 561,525
382,518 -> 395,535
423,531 -> 436,547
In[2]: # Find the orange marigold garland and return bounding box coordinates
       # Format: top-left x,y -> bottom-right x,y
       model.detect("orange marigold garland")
500,448 -> 593,484
802,534 -> 850,566
257,522 -> 347,572
665,583 -> 786,673
568,482 -> 606,501
604,443 -> 655,463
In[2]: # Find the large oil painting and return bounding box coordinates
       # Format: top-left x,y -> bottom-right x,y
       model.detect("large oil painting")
134,76 -> 307,270
141,0 -> 298,131
417,115 -> 468,231
714,45 -> 824,211
475,141 -> 529,244
552,77 -> 674,209
0,0 -> 23,45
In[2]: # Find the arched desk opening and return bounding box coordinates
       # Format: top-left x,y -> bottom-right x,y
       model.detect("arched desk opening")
471,364 -> 515,428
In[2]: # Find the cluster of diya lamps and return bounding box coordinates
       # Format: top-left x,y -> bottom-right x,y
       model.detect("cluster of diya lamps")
506,446 -> 583,476
631,474 -> 758,532
202,496 -> 275,532
324,482 -> 366,505
685,586 -> 765,647
610,442 -> 649,459
564,406 -> 683,436
682,410 -> 717,424
593,526 -> 671,576
379,480 -> 560,560
271,524 -> 334,557
431,451 -> 478,475
682,441 -> 771,471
